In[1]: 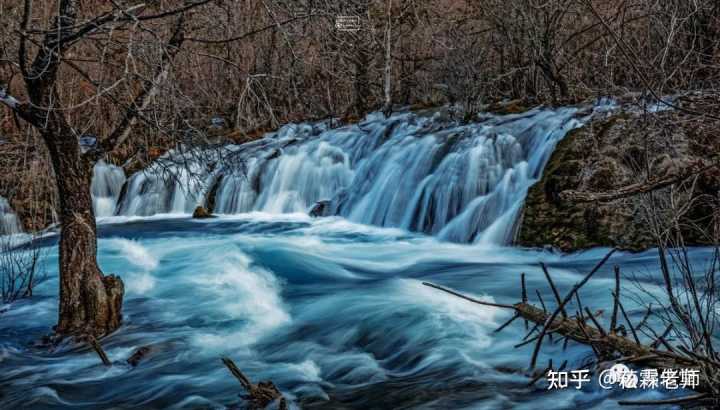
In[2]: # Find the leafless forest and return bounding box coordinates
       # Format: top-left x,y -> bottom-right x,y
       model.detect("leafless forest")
2,0 -> 718,194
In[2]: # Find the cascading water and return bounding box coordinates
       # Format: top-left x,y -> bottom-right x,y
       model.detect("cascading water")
114,107 -> 585,244
0,162 -> 124,236
92,161 -> 126,217
0,195 -> 22,235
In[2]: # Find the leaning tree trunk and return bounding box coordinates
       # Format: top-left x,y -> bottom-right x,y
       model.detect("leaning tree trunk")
42,128 -> 124,338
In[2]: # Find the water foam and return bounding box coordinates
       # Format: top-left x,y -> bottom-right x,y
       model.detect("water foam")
188,251 -> 290,351
105,238 -> 159,271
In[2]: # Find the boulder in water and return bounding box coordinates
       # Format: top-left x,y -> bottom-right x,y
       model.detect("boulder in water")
309,200 -> 330,217
192,206 -> 215,219
127,346 -> 153,367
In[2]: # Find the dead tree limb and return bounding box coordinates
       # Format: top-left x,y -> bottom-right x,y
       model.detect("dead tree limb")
422,266 -> 719,398
423,282 -> 672,359
425,281 -> 706,381
560,161 -> 718,203
616,294 -> 640,344
88,336 -> 112,366
610,266 -> 620,333
541,263 -> 567,318
617,393 -> 710,406
222,357 -> 287,410
529,249 -> 616,369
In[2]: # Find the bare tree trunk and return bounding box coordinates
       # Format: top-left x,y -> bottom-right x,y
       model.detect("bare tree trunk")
353,48 -> 371,117
8,0 -> 125,339
381,0 -> 393,117
42,126 -> 124,338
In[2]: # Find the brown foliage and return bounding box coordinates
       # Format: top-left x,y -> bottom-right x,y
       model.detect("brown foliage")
0,0 -> 717,223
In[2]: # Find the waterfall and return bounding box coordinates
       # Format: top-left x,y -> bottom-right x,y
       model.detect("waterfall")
0,161 -> 124,236
115,159 -> 208,216
91,161 -> 126,217
115,107 -> 585,244
0,196 -> 22,235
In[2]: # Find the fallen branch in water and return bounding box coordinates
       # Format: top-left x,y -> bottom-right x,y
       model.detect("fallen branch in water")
88,336 -> 112,366
222,356 -> 287,410
422,248 -> 720,404
617,392 -> 709,406
425,281 -> 697,372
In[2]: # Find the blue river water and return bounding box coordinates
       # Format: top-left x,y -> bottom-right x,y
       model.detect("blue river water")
1,214 -> 712,409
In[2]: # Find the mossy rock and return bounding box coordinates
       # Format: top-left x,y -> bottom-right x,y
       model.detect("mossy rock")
517,103 -> 717,252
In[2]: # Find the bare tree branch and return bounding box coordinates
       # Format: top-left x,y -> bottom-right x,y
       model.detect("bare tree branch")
98,14 -> 187,156
560,160 -> 719,203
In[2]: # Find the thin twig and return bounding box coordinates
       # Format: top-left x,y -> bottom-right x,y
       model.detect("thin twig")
541,262 -> 567,318
529,249 -> 616,369
422,282 -> 516,310
616,294 -> 641,344
610,265 -> 620,333
585,307 -> 607,337
495,313 -> 521,333
536,290 -> 547,312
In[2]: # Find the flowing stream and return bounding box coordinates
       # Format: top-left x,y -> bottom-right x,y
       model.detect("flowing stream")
0,107 -> 703,409
1,217 -> 708,409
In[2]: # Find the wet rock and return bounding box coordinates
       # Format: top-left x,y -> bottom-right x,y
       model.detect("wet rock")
487,99 -> 533,115
127,346 -> 152,367
309,200 -> 330,217
192,206 -> 214,219
267,148 -> 282,160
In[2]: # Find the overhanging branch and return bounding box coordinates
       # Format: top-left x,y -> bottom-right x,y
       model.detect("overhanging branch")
98,15 -> 187,155
560,160 -> 719,203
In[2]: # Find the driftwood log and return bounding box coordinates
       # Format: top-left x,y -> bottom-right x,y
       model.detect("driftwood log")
423,248 -> 720,406
222,357 -> 287,410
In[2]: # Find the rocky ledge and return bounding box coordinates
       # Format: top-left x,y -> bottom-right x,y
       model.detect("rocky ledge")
517,94 -> 719,252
